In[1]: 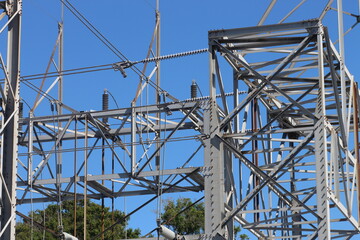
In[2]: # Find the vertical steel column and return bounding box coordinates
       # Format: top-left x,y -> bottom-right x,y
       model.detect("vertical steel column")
83,116 -> 88,240
0,1 -> 21,239
204,45 -> 226,239
155,0 -> 160,93
251,98 -> 259,223
101,91 -> 108,240
56,18 -> 64,207
290,136 -> 301,238
354,82 -> 360,225
131,101 -> 136,175
224,148 -> 234,239
58,3 -> 64,111
73,118 -> 78,237
233,71 -> 243,203
27,112 -> 33,185
315,26 -> 331,239
155,1 -> 161,218
337,0 -> 347,128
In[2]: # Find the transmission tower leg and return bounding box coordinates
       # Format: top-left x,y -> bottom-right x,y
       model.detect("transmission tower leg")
314,28 -> 331,239
0,1 -> 21,240
224,148 -> 234,239
314,118 -> 331,239
204,46 -> 228,239
204,99 -> 226,239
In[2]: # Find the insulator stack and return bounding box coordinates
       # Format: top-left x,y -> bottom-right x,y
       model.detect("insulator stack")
19,101 -> 23,119
18,101 -> 23,130
102,89 -> 109,123
191,80 -> 197,99
137,48 -> 208,64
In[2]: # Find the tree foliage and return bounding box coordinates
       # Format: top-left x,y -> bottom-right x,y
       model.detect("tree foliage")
235,226 -> 249,240
16,200 -> 140,240
161,198 -> 204,235
161,198 -> 248,239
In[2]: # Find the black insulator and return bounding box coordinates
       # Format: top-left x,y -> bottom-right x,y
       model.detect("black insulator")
102,92 -> 109,111
191,80 -> 197,99
19,101 -> 23,119
102,90 -> 109,123
18,101 -> 24,131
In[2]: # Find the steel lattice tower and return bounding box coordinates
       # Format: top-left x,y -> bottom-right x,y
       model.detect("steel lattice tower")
0,1 -> 359,240
206,19 -> 360,239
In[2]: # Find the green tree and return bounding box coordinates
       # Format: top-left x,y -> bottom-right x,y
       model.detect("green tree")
234,226 -> 249,240
161,198 -> 248,239
161,198 -> 204,235
16,200 -> 140,240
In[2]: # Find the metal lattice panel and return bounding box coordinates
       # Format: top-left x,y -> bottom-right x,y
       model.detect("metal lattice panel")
207,19 -> 360,239
0,1 -> 359,240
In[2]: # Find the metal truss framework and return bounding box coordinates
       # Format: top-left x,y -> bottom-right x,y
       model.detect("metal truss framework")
0,0 -> 21,239
0,1 -> 359,240
206,19 -> 360,239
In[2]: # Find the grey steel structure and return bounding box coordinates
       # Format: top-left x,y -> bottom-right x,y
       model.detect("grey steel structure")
0,0 -> 21,239
207,19 -> 360,239
0,0 -> 359,240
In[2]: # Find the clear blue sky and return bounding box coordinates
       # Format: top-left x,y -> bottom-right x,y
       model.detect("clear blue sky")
16,0 -> 360,237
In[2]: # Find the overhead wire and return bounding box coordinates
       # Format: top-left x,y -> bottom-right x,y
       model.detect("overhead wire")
20,63 -> 114,81
24,63 -> 113,78
13,48 -> 207,82
22,81 -> 55,102
17,47 -> 207,118
58,0 -> 206,102
18,1 -> 360,238
59,0 -> 143,79
60,0 -> 128,61
25,1 -> 206,236
20,97 -> 33,117
106,90 -> 120,109
60,0 -> 161,96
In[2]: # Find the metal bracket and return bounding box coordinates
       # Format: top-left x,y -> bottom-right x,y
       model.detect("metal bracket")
112,61 -> 133,78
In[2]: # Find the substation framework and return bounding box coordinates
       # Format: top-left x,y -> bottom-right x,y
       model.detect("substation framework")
0,0 -> 360,240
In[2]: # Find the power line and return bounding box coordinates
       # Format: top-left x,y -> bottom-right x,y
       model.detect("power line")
60,0 -> 128,61
15,48 -> 208,82
58,0 -> 191,102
